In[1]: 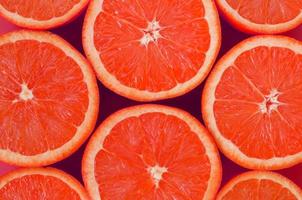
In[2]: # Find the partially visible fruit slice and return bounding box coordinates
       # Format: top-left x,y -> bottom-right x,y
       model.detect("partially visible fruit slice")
0,167 -> 89,199
83,0 -> 221,101
202,35 -> 302,170
0,30 -> 99,166
217,171 -> 302,200
216,0 -> 302,34
82,104 -> 221,199
0,0 -> 89,29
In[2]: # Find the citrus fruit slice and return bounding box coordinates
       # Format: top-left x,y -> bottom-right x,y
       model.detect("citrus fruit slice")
202,35 -> 302,170
83,0 -> 221,101
82,104 -> 221,199
0,167 -> 89,199
0,0 -> 89,29
216,0 -> 302,34
0,30 -> 99,166
217,171 -> 302,200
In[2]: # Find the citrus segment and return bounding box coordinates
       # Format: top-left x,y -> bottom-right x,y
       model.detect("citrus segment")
0,168 -> 89,199
155,0 -> 205,26
93,12 -> 143,52
216,0 -> 302,34
227,0 -> 301,24
0,30 -> 99,166
83,104 -> 221,199
0,0 -> 78,20
233,46 -> 302,94
0,0 -> 89,29
157,39 -> 205,83
202,36 -> 302,170
135,0 -> 159,21
83,0 -> 221,101
217,171 -> 302,200
159,19 -> 210,52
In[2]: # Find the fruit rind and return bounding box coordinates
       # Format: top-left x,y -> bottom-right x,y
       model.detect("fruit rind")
216,0 -> 302,34
0,0 -> 90,30
216,171 -> 302,200
0,167 -> 90,200
202,35 -> 302,170
82,0 -> 221,101
82,104 -> 222,200
0,30 -> 99,167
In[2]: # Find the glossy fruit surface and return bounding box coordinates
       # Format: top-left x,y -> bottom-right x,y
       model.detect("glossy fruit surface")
83,104 -> 221,199
83,0 -> 221,101
203,35 -> 302,170
0,30 -> 99,166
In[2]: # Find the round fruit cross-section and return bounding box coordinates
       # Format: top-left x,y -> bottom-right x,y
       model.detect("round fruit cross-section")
203,35 -> 302,170
83,0 -> 221,101
0,30 -> 99,166
82,104 -> 221,199
216,0 -> 302,34
217,171 -> 302,200
0,0 -> 89,29
0,167 -> 89,199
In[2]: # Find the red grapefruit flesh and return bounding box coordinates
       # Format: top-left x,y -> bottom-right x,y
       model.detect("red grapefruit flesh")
217,171 -> 302,200
0,30 -> 99,166
83,0 -> 221,101
82,104 -> 221,199
0,167 -> 89,199
216,0 -> 302,34
0,0 -> 90,29
203,35 -> 302,170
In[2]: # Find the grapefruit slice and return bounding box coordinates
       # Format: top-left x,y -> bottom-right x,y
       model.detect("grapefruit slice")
0,30 -> 99,166
0,167 -> 89,199
202,35 -> 302,170
83,0 -> 221,101
82,104 -> 221,199
217,171 -> 302,199
0,0 -> 89,29
216,0 -> 302,34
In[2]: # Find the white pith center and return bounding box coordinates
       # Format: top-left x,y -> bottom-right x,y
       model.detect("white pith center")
259,89 -> 280,114
140,20 -> 161,46
19,83 -> 34,101
148,165 -> 167,187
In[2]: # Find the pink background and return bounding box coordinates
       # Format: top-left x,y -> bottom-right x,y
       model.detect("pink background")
0,8 -> 302,190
